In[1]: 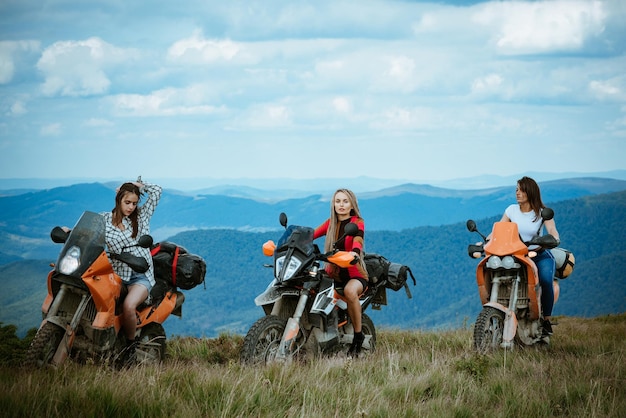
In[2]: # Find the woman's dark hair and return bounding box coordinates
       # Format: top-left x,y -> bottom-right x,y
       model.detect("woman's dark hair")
517,176 -> 544,221
112,183 -> 141,238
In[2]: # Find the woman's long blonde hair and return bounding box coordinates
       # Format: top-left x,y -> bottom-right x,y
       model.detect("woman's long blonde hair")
324,189 -> 362,252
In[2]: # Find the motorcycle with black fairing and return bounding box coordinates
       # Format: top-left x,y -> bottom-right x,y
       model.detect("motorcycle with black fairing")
240,213 -> 404,365
466,208 -> 561,352
24,211 -> 188,368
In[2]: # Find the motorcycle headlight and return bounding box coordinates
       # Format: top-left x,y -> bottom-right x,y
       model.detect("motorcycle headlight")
502,256 -> 517,269
486,255 -> 502,269
59,245 -> 81,275
275,255 -> 302,280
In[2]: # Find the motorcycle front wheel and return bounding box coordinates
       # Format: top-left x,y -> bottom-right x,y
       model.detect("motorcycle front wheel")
23,322 -> 65,368
473,307 -> 505,353
240,315 -> 287,365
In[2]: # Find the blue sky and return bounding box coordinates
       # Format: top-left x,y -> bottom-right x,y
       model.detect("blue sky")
1,0 -> 625,186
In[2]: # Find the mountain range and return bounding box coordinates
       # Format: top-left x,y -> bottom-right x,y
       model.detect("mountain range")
0,176 -> 625,338
2,176 -> 626,264
2,169 -> 626,194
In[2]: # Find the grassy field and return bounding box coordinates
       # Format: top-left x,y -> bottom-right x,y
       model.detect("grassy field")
1,314 -> 625,417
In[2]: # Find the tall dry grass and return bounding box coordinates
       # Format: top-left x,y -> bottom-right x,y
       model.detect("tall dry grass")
1,314 -> 624,417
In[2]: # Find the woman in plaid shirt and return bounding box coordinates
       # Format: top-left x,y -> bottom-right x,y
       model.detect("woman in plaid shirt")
101,179 -> 162,348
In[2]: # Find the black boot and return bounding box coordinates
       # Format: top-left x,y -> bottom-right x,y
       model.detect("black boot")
347,332 -> 365,358
122,339 -> 138,367
541,318 -> 553,336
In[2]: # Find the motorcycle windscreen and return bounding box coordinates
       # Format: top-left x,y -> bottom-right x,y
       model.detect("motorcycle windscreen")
55,211 -> 106,277
484,222 -> 527,257
275,225 -> 316,255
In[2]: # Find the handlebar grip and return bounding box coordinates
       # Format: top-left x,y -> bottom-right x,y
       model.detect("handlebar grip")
467,244 -> 484,258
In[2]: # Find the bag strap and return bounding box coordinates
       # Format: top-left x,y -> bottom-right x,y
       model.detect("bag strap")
406,267 -> 416,286
150,244 -> 162,256
171,246 -> 180,287
403,267 -> 416,299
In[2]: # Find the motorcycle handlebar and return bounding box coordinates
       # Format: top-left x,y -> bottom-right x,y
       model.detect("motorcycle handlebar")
525,234 -> 560,249
110,252 -> 150,273
467,234 -> 560,259
467,244 -> 484,258
323,250 -> 359,268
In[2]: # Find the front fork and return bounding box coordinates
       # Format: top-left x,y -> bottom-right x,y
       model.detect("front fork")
487,273 -> 520,349
45,283 -> 93,365
275,291 -> 309,362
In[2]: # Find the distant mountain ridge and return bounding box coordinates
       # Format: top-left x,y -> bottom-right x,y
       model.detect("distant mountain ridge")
1,177 -> 626,264
2,170 -> 626,195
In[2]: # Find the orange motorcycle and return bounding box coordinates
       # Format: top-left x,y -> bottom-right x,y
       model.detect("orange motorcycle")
24,211 -> 186,367
466,208 -> 560,352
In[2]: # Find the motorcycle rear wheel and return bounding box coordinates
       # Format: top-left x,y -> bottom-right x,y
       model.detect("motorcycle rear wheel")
473,307 -> 505,353
136,323 -> 167,365
23,322 -> 65,368
360,313 -> 377,353
240,315 -> 287,365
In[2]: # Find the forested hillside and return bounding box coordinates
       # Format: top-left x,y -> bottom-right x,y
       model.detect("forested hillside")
1,177 -> 625,264
2,190 -> 624,338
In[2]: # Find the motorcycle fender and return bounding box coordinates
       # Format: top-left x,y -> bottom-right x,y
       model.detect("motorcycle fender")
254,286 -> 299,307
39,317 -> 74,366
520,258 -> 541,320
484,302 -> 517,346
41,316 -> 67,331
52,322 -> 78,365
42,270 -> 55,315
283,317 -> 300,342
476,259 -> 490,305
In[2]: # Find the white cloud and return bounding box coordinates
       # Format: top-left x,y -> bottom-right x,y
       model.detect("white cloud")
385,55 -> 418,92
370,106 -> 440,131
235,103 -> 292,129
109,85 -> 224,117
0,40 -> 40,84
589,76 -> 626,101
40,123 -> 61,136
474,0 -> 607,54
0,0 -> 624,180
37,37 -> 136,97
8,100 -> 27,116
84,118 -> 113,127
167,30 -> 254,65
471,73 -> 504,95
332,97 -> 352,114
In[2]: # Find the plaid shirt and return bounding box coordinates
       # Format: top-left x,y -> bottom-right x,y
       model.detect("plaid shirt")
101,182 -> 162,285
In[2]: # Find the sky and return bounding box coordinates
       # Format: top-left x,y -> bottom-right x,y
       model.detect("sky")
1,0 -> 625,186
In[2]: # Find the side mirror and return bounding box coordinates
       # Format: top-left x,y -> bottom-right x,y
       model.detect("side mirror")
344,222 -> 359,237
279,212 -> 288,228
137,235 -> 153,248
466,220 -> 477,233
541,207 -> 554,221
51,226 -> 69,244
334,223 -> 359,248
